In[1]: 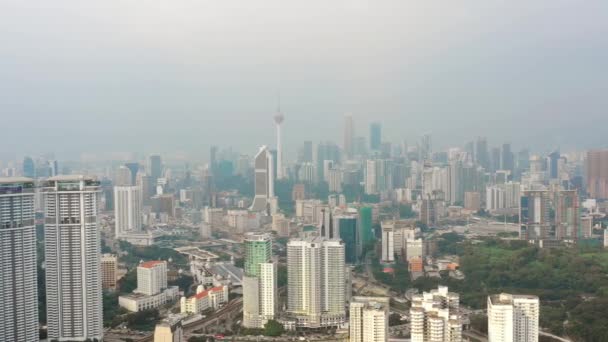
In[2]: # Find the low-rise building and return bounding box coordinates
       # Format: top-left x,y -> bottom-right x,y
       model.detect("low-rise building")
180,285 -> 229,314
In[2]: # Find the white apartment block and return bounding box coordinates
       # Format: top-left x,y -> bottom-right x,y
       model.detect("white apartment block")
350,297 -> 390,342
0,177 -> 38,342
488,293 -> 539,342
287,237 -> 346,328
114,185 -> 142,237
42,175 -> 103,341
410,286 -> 462,342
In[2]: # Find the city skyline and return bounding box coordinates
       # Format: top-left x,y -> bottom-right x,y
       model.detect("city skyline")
2,1 -> 608,158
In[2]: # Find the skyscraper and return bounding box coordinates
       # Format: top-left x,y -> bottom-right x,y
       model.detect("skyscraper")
586,149 -> 608,200
250,146 -> 277,214
475,137 -> 489,170
350,297 -> 390,342
0,177 -> 38,342
501,143 -> 514,173
114,165 -> 133,186
410,286 -> 462,342
302,141 -> 313,163
287,237 -> 346,328
242,232 -> 277,328
488,293 -> 539,342
114,185 -> 143,237
124,162 -> 139,186
149,154 -> 162,184
555,190 -> 580,241
335,214 -> 359,264
42,175 -> 103,341
370,122 -> 381,151
316,142 -> 341,184
344,114 -> 355,159
23,156 -> 35,178
359,206 -> 373,245
520,190 -> 550,240
274,107 -> 285,179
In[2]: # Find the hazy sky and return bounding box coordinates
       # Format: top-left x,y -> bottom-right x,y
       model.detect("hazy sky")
1,0 -> 607,161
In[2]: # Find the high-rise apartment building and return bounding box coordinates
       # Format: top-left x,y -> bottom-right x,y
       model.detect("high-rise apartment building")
350,297 -> 390,342
410,286 -> 462,342
114,185 -> 142,237
381,221 -> 395,263
365,159 -> 392,195
250,146 -> 277,214
555,190 -> 580,241
287,237 -> 346,328
114,165 -> 133,186
488,293 -> 539,342
101,254 -> 118,291
242,232 -> 276,328
520,190 -> 550,240
0,177 -> 38,342
586,149 -> 608,200
42,175 -> 103,341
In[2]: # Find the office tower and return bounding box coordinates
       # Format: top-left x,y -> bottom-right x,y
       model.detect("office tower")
242,232 -> 276,328
302,141 -> 314,163
475,137 -> 489,170
49,159 -> 59,176
287,237 -> 346,328
274,107 -> 285,179
517,149 -> 530,172
344,114 -> 355,159
101,254 -> 118,291
420,196 -> 437,226
586,149 -> 608,200
488,293 -> 539,342
501,143 -> 514,172
23,156 -> 35,178
491,147 -> 501,172
42,175 -> 103,341
136,260 -> 167,296
114,185 -> 142,237
124,162 -> 139,185
114,165 -> 133,186
381,221 -> 394,263
370,122 -> 382,150
335,214 -> 359,264
0,177 -> 38,342
410,286 -> 462,342
546,151 -> 560,180
350,297 -> 390,342
520,190 -> 550,240
555,190 -> 580,241
359,206 -> 373,245
420,134 -> 432,161
316,142 -> 341,183
250,146 -> 277,214
149,154 -> 162,183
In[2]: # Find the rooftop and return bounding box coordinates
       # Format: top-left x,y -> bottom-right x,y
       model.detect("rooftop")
139,260 -> 165,269
0,177 -> 34,184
